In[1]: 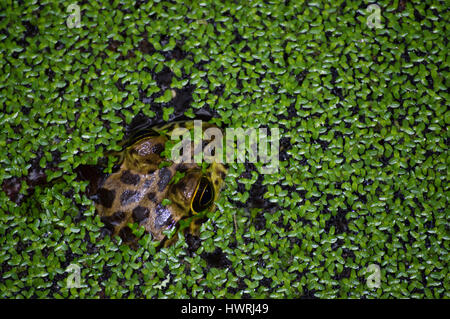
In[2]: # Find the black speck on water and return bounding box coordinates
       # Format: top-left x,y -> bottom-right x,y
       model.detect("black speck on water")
201,247 -> 231,269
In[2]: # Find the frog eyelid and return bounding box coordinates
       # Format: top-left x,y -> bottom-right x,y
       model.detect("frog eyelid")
190,179 -> 202,214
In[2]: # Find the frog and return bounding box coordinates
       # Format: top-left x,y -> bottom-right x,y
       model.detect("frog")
95,120 -> 226,247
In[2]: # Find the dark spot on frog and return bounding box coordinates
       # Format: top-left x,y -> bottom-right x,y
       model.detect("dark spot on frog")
118,226 -> 136,243
176,164 -> 188,172
132,206 -> 149,223
120,170 -> 141,185
97,188 -> 116,208
154,203 -> 173,229
147,192 -> 157,202
152,143 -> 164,155
101,211 -> 126,230
120,189 -> 140,206
157,167 -> 172,191
112,210 -> 126,222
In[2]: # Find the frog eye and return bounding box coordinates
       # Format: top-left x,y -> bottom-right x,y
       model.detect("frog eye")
191,177 -> 214,214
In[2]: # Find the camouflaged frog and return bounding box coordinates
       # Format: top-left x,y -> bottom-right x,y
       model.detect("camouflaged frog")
95,121 -> 226,247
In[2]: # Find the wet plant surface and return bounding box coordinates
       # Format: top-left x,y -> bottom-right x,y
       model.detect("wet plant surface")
0,1 -> 448,298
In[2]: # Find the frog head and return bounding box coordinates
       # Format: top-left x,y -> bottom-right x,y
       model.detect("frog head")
95,121 -> 226,247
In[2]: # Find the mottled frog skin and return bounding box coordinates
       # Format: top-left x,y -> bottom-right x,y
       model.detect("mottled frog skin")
96,121 -> 226,246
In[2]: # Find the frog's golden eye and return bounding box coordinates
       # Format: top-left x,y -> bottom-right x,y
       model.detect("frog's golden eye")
191,177 -> 214,214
